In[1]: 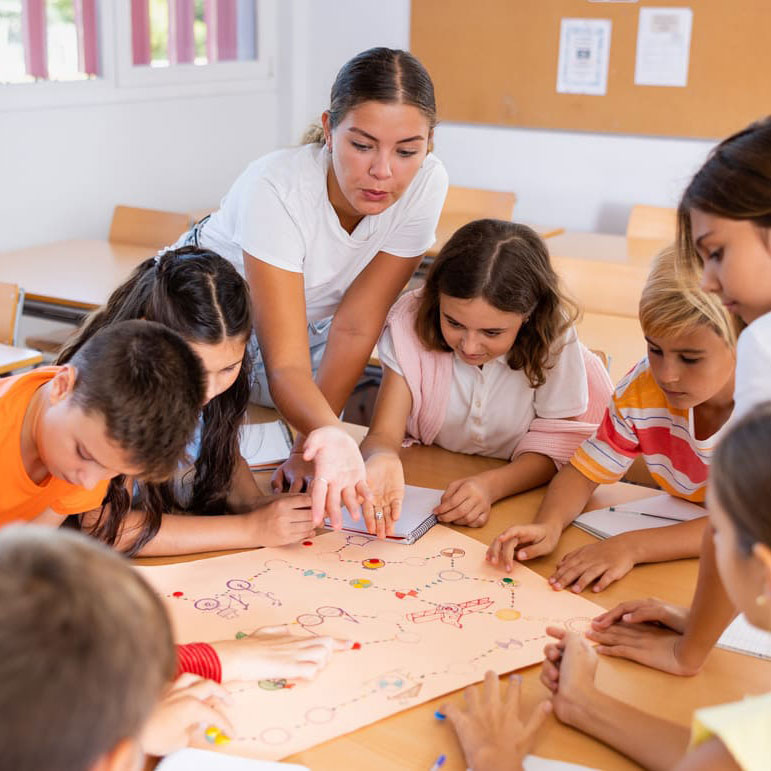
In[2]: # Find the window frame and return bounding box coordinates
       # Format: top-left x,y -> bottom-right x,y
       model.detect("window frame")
0,0 -> 276,113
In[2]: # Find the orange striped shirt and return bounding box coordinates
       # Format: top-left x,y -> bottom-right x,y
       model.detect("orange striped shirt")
571,359 -> 729,502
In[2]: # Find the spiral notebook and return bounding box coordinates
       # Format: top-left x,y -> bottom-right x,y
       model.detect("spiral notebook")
324,484 -> 442,544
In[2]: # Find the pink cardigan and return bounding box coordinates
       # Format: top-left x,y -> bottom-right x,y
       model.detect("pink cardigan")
386,290 -> 613,467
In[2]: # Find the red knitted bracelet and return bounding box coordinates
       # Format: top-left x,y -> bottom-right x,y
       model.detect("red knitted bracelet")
175,642 -> 222,683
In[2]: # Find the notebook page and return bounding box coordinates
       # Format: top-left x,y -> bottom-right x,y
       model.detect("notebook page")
157,748 -> 308,770
717,613 -> 771,660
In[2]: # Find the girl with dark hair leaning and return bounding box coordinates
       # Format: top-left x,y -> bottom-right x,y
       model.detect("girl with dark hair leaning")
58,246 -> 315,557
174,47 -> 449,530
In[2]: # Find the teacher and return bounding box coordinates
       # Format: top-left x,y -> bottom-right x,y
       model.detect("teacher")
181,47 -> 448,527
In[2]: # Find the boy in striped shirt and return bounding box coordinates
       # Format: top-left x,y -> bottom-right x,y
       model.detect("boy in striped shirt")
487,247 -> 741,592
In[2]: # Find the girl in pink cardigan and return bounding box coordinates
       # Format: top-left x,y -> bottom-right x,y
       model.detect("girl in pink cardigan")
359,219 -> 613,536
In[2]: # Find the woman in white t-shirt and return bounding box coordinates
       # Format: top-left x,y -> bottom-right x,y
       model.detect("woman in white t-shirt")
179,48 -> 448,528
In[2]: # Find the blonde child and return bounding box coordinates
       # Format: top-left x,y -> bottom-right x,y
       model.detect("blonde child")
360,219 -> 612,536
588,116 -> 771,673
443,403 -> 771,771
487,247 -> 740,593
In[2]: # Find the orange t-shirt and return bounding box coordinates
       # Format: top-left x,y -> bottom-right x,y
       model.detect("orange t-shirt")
0,367 -> 109,527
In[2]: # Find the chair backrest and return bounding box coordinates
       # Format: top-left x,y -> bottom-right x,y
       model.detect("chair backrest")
626,205 -> 677,242
108,205 -> 190,249
0,282 -> 22,346
442,186 -> 516,221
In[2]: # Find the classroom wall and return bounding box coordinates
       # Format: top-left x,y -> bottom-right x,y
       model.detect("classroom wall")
0,92 -> 277,252
298,0 -> 717,234
2,0 -> 719,254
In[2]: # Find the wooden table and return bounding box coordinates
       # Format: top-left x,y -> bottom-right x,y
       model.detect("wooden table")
548,233 -> 670,318
0,343 -> 43,374
138,438 -> 771,770
0,239 -> 158,318
577,312 -> 646,383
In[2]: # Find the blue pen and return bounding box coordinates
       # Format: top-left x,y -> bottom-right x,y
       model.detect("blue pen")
429,753 -> 446,771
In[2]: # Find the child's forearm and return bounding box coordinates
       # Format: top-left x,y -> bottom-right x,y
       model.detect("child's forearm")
226,455 -> 265,512
98,509 -> 260,556
614,518 -> 707,565
678,527 -> 738,672
566,687 -> 690,771
533,463 -> 600,532
477,453 -> 558,503
360,430 -> 402,461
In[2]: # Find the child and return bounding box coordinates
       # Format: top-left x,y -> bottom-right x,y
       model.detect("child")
58,246 -> 314,556
2,320 -> 345,687
585,116 -> 771,673
359,219 -> 613,536
442,404 -> 771,771
0,524 -> 234,770
2,319 -> 204,529
487,246 -> 740,592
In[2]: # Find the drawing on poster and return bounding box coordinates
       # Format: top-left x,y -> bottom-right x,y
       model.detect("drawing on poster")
139,526 -> 602,760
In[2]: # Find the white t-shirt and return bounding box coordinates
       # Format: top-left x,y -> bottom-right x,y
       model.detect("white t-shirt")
199,143 -> 449,322
734,311 -> 771,420
377,325 -> 588,459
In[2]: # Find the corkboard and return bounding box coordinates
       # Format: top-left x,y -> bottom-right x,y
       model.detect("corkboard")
411,0 -> 771,139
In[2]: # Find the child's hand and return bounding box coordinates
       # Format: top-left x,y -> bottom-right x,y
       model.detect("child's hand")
271,451 -> 314,493
441,671 -> 551,771
586,599 -> 701,676
362,451 -> 405,538
434,476 -> 492,527
248,493 -> 314,546
540,628 -> 599,726
548,537 -> 636,593
592,597 -> 689,634
486,522 -> 561,571
303,426 -> 372,529
212,629 -> 352,682
141,674 -> 235,757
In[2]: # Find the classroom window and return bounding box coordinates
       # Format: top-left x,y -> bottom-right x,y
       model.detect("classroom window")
131,0 -> 258,68
0,0 -> 99,84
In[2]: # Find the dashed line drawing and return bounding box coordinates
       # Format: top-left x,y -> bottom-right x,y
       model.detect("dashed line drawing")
142,526 -> 605,761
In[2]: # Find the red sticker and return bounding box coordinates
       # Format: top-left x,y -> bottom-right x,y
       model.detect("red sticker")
172,591 -> 184,597
352,642 -> 362,650
302,541 -> 313,546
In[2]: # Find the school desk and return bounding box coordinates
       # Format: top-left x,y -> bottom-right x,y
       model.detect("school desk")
577,312 -> 646,384
548,233 -> 670,319
0,343 -> 43,375
138,432 -> 771,771
0,239 -> 157,321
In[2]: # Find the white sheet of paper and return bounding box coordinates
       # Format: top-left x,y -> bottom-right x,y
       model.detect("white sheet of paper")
239,421 -> 293,468
574,493 -> 704,539
524,756 -> 599,771
157,749 -> 308,770
634,7 -> 693,87
610,493 -> 704,522
717,613 -> 771,660
556,18 -> 612,96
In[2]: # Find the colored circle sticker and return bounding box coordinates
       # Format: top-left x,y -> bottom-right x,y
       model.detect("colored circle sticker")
349,578 -> 372,589
258,678 -> 288,691
362,558 -> 385,569
495,608 -> 522,621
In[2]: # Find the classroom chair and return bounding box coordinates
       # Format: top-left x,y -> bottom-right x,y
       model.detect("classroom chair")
26,205 -> 191,355
0,281 -> 24,346
626,205 -> 677,242
108,205 -> 191,248
427,185 -> 517,258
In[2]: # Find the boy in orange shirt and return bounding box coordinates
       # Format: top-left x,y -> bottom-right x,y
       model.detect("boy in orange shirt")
1,319 -> 204,527
1,319 -> 349,687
